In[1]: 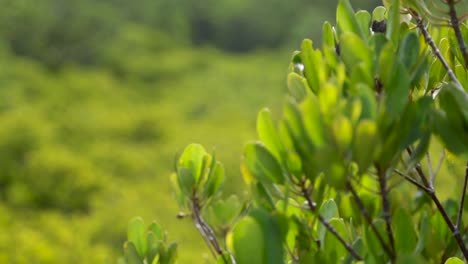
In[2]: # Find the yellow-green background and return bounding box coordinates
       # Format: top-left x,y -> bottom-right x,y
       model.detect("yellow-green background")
0,1 -> 381,263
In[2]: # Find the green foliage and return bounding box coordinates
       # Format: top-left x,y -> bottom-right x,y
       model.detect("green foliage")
128,0 -> 468,263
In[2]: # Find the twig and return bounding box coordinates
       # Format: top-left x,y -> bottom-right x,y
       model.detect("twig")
447,0 -> 468,68
456,163 -> 468,229
394,169 -> 432,193
376,164 -> 396,261
426,152 -> 435,188
410,9 -> 465,91
300,181 -> 363,261
434,150 -> 446,178
409,160 -> 468,260
347,182 -> 394,259
191,195 -> 231,263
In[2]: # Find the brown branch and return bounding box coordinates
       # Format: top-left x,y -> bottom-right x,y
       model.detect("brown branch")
410,9 -> 465,91
347,182 -> 395,259
191,195 -> 231,263
447,0 -> 468,69
376,164 -> 396,262
407,159 -> 468,260
456,163 -> 468,229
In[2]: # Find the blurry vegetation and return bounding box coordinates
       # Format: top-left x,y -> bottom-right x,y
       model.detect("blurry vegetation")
0,0 -> 378,263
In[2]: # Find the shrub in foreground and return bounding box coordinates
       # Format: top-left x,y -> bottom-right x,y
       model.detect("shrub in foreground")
122,0 -> 468,263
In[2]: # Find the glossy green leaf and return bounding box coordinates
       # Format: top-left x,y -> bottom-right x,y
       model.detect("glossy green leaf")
399,33 -> 420,70
372,6 -> 386,21
124,242 -> 144,264
340,32 -> 372,71
336,0 -> 364,39
178,144 -> 207,183
146,232 -> 160,264
322,21 -> 336,49
380,48 -> 410,119
250,209 -> 284,264
159,242 -> 177,264
257,108 -> 286,163
128,217 -> 147,258
353,120 -> 379,173
228,216 -> 265,264
287,73 -> 309,102
243,142 -> 285,184
386,0 -> 400,45
177,167 -> 195,195
364,219 -> 388,258
301,95 -> 325,147
324,218 -> 349,261
355,10 -> 371,40
203,161 -> 224,199
318,199 -> 340,242
332,115 -> 353,152
394,208 -> 417,253
414,212 -> 430,254
445,257 -> 465,264
148,222 -> 164,242
301,39 -> 323,93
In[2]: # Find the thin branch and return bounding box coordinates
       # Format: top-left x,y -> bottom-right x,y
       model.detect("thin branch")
456,163 -> 468,229
192,196 -> 231,263
347,182 -> 395,259
447,0 -> 468,68
394,169 -> 432,192
300,181 -> 363,261
410,9 -> 465,91
426,152 -> 435,189
409,159 -> 468,260
376,164 -> 396,261
434,150 -> 446,178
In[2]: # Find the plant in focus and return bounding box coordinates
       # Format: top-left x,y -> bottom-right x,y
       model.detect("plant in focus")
121,0 -> 468,263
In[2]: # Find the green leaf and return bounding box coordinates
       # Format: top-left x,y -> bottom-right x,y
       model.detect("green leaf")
301,95 -> 325,147
287,73 -> 309,102
380,45 -> 410,119
324,218 -> 349,261
336,0 -> 364,39
203,160 -> 224,199
301,39 -> 323,93
159,242 -> 177,264
318,199 -> 340,242
250,209 -> 285,264
257,108 -> 286,163
364,219 -> 388,258
340,32 -> 372,72
147,232 -> 160,264
445,257 -> 465,264
414,212 -> 430,254
394,208 -> 417,253
355,10 -> 371,40
128,217 -> 147,258
228,216 -> 265,264
124,242 -> 144,264
243,142 -> 285,184
353,120 -> 379,173
177,167 -> 195,195
148,222 -> 164,242
372,6 -> 386,21
386,0 -> 400,45
331,115 -> 353,152
322,21 -> 336,49
398,33 -> 420,70
178,144 -> 207,184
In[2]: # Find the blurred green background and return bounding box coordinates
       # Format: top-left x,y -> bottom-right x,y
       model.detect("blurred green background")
0,0 -> 378,263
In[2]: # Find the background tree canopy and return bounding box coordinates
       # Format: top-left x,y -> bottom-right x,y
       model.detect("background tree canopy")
0,0 -> 378,263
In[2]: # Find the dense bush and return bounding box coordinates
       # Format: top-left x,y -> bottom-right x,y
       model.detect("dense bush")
0,0 -> 378,68
123,0 -> 468,263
